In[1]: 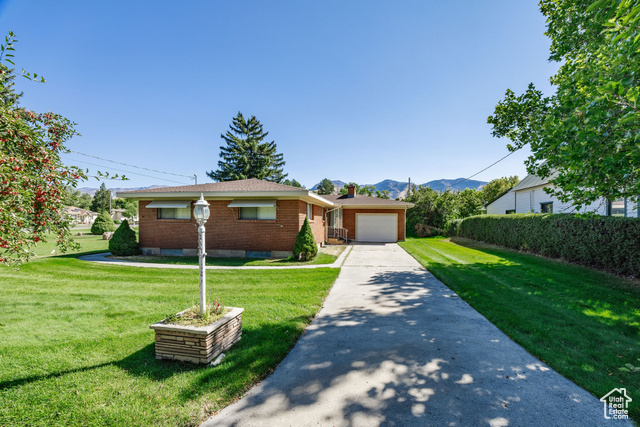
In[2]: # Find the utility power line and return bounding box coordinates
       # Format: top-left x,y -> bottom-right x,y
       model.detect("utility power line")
69,150 -> 193,179
449,150 -> 517,188
68,158 -> 188,185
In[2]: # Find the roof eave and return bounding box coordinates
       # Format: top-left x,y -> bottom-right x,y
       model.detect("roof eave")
338,203 -> 414,209
117,190 -> 335,208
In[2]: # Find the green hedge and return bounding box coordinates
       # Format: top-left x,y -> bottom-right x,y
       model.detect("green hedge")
449,213 -> 640,277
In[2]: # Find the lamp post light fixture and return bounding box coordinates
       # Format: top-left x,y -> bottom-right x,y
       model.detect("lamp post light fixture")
193,193 -> 210,315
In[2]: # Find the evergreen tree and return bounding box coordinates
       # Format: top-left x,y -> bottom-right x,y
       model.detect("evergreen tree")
90,183 -> 111,213
316,178 -> 334,195
293,217 -> 317,261
91,211 -> 116,235
109,220 -> 140,256
207,112 -> 287,183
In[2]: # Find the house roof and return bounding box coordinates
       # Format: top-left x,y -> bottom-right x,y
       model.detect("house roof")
322,194 -> 414,209
511,169 -> 559,192
65,206 -> 99,215
485,187 -> 514,207
117,179 -> 415,209
117,178 -> 334,208
118,178 -> 305,195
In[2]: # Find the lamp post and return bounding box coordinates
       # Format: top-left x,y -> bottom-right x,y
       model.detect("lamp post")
193,193 -> 210,315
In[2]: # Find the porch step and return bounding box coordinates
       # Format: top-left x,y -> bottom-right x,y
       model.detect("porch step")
327,238 -> 347,245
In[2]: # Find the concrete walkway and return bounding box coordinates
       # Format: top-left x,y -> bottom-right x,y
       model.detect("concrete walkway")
204,243 -> 629,426
77,246 -> 351,269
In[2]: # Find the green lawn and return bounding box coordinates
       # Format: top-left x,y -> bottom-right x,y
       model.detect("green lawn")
400,237 -> 640,422
113,252 -> 338,267
0,254 -> 339,426
32,232 -> 110,257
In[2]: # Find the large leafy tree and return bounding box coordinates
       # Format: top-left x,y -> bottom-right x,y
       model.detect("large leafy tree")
488,1 -> 640,209
339,182 -> 377,196
482,176 -> 520,205
207,112 -> 287,183
406,187 -> 484,230
316,178 -> 335,195
90,183 -> 111,213
115,197 -> 138,219
282,178 -> 304,188
0,33 -> 85,266
64,187 -> 92,210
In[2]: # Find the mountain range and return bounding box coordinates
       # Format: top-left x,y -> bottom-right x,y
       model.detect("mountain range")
311,178 -> 487,199
78,178 -> 487,200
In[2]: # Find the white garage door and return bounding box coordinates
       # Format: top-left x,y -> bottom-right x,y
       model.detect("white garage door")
356,214 -> 398,242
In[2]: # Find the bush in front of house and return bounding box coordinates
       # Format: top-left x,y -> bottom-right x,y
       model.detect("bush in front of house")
108,220 -> 141,256
91,211 -> 116,235
293,217 -> 318,261
450,213 -> 640,276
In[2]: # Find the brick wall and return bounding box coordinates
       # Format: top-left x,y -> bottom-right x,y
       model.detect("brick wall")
341,208 -> 406,241
305,202 -> 326,244
139,199 -> 325,253
139,200 -> 198,249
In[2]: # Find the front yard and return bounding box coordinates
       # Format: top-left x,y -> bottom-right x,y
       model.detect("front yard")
0,253 -> 339,426
400,237 -> 640,422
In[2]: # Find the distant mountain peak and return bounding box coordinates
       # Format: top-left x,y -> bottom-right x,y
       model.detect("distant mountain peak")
311,178 -> 486,199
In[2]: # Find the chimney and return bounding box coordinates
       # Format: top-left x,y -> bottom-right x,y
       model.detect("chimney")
347,185 -> 356,198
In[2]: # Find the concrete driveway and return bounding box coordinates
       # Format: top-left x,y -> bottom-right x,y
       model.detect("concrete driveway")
204,244 -> 628,426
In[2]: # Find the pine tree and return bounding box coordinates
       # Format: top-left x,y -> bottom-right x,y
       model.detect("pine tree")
207,112 -> 287,183
293,217 -> 317,261
91,211 -> 116,235
109,220 -> 140,256
90,183 -> 111,213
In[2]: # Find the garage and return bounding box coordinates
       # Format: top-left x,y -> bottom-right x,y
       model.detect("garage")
355,213 -> 398,242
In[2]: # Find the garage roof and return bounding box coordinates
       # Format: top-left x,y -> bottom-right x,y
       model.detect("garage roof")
322,194 -> 414,208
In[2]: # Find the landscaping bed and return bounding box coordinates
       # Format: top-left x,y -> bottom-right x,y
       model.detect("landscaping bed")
108,245 -> 344,267
0,255 -> 339,426
400,237 -> 640,423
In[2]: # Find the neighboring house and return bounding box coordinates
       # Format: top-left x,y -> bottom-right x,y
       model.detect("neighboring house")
118,179 -> 414,258
65,206 -> 100,224
111,209 -> 126,221
486,170 -> 639,217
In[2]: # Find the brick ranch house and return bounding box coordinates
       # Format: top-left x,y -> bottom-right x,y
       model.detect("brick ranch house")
118,178 -> 414,258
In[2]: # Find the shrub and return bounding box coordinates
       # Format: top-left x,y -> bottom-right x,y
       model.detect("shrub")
91,211 -> 116,235
414,223 -> 444,238
444,219 -> 463,236
293,217 -> 317,261
454,213 -> 640,276
108,220 -> 141,256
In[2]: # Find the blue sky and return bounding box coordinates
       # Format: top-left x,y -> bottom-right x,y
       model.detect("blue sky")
0,1 -> 557,189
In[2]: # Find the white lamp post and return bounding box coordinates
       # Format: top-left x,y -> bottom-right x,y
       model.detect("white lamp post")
193,193 -> 210,315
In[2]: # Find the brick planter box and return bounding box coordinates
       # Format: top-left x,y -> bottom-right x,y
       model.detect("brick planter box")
150,307 -> 244,364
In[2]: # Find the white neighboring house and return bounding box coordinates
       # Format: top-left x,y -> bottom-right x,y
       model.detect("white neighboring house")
65,206 -> 100,224
486,170 -> 639,217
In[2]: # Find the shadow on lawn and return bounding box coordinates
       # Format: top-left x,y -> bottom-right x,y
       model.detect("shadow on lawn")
0,344 -> 202,391
0,316 -> 319,396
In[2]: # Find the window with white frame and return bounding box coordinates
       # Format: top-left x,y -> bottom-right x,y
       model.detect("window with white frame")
239,206 -> 276,220
158,207 -> 191,220
540,202 -> 553,213
306,203 -> 313,220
